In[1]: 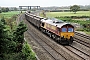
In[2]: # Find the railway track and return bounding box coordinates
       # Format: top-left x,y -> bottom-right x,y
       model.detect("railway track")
65,45 -> 90,60
27,30 -> 66,60
26,22 -> 66,60
74,32 -> 90,49
74,37 -> 90,48
16,13 -> 90,60
26,19 -> 67,60
24,18 -> 90,60
70,45 -> 90,57
75,32 -> 90,40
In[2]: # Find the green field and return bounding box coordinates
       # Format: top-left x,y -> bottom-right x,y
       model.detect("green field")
0,11 -> 20,18
46,11 -> 90,35
46,11 -> 90,17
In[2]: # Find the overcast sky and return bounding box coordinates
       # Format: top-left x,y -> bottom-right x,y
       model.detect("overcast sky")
0,0 -> 90,7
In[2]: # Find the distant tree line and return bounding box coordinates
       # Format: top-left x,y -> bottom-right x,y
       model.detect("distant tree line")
0,7 -> 9,13
9,7 -> 18,11
47,5 -> 90,13
42,5 -> 90,10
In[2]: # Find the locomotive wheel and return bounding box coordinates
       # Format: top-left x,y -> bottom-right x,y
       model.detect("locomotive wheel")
49,33 -> 52,38
52,34 -> 56,39
56,37 -> 60,43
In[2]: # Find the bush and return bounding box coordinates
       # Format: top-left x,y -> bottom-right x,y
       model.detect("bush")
1,42 -> 36,60
22,42 -> 36,60
55,16 -> 90,19
56,17 -> 72,22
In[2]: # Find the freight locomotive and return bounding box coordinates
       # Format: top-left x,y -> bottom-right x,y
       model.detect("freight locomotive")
25,11 -> 74,45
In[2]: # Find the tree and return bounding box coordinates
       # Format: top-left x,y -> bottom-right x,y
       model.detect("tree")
0,20 -> 8,53
1,7 -> 9,12
5,7 -> 9,12
0,19 -> 16,59
0,10 -> 2,13
70,5 -> 80,14
1,8 -> 6,12
14,7 -> 17,11
13,21 -> 27,52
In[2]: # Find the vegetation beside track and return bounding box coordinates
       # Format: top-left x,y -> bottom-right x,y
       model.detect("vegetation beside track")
0,11 -> 36,60
0,11 -> 20,18
46,11 -> 90,35
46,11 -> 90,17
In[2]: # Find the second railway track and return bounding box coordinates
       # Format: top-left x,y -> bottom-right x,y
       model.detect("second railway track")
75,32 -> 90,40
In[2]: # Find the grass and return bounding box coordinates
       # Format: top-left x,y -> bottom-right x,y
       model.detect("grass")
0,11 -> 20,18
46,11 -> 90,17
85,32 -> 90,35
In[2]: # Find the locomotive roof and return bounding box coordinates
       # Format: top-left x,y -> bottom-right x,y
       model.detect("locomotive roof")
41,18 -> 71,28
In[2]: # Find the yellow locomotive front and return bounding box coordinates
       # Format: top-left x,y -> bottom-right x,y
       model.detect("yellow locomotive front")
40,18 -> 74,45
60,24 -> 74,44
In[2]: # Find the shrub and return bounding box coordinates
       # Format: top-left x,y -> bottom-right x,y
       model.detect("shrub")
22,42 -> 36,60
